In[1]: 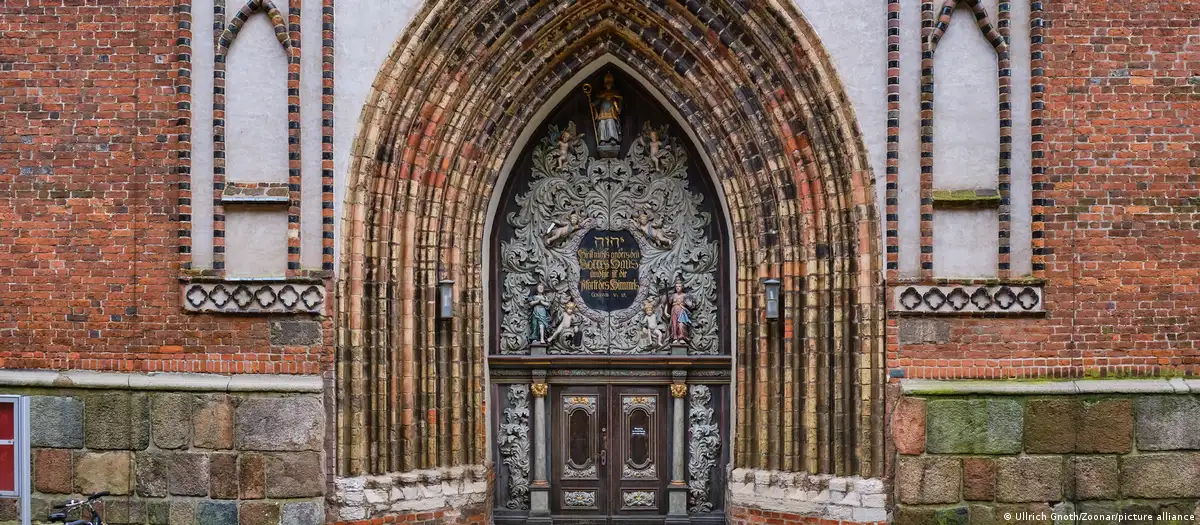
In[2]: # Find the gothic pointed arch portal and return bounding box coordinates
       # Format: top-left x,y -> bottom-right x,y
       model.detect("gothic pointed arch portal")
337,0 -> 885,521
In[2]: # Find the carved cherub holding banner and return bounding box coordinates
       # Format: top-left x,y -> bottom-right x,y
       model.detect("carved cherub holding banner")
636,211 -> 674,248
544,212 -> 583,247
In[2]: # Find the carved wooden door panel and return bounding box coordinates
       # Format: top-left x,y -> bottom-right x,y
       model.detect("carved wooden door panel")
551,385 -> 669,523
609,386 -> 668,520
552,386 -> 609,519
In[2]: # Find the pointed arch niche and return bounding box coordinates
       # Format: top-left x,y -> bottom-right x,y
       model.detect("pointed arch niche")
335,1 -> 886,514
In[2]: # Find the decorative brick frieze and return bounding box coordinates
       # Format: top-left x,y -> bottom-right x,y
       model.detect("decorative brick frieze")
891,284 -> 1044,314
181,280 -> 325,314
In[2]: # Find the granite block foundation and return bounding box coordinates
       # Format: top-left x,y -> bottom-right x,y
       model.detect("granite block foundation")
0,372 -> 325,525
893,381 -> 1200,524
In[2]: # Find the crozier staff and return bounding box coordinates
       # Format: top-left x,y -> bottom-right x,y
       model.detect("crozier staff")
585,72 -> 623,148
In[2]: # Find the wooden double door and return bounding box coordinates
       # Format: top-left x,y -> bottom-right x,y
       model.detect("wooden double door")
551,384 -> 669,523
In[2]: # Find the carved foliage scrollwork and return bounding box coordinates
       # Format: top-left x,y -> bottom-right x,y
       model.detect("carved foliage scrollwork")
687,385 -> 719,513
499,385 -> 531,510
499,122 -> 720,355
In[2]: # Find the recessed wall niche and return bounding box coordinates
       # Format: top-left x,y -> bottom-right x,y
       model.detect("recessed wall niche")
224,206 -> 289,277
932,0 -> 1000,191
224,8 -> 289,182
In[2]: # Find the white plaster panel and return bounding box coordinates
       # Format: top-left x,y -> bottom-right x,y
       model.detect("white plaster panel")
933,208 -> 998,278
224,207 -> 289,277
796,0 -> 888,269
191,0 -> 215,269
933,2 -> 999,191
898,0 -> 923,279
1008,0 -> 1033,276
226,12 -> 290,183
333,0 -> 424,275
301,0 -> 323,269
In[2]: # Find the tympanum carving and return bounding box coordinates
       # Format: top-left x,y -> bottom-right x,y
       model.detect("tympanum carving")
499,122 -> 719,355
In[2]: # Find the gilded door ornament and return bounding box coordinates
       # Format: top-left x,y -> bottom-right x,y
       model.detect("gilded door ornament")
623,490 -> 656,508
531,383 -> 548,398
564,490 -> 597,507
499,121 -> 720,355
499,385 -> 531,510
687,385 -> 719,513
563,395 -> 597,414
670,383 -> 688,398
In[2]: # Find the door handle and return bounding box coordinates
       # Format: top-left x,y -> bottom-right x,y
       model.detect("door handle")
600,426 -> 608,466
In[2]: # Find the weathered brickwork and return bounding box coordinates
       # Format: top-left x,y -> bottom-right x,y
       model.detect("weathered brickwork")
0,1 -> 332,373
337,0 -> 885,484
894,387 -> 1200,522
891,0 -> 1200,379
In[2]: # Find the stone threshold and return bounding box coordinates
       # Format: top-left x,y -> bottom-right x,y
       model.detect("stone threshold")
902,377 -> 1197,395
0,369 -> 323,393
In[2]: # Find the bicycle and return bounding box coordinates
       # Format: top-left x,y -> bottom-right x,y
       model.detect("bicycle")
48,491 -> 109,525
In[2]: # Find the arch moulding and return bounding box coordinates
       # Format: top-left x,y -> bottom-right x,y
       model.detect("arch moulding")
335,0 -> 885,499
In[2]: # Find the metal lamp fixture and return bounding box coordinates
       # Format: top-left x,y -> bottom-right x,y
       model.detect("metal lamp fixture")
437,279 -> 455,319
763,278 -> 781,320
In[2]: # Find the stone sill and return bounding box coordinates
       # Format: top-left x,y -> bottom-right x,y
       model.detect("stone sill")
0,370 -> 323,393
931,188 -> 1001,208
902,378 -> 1197,396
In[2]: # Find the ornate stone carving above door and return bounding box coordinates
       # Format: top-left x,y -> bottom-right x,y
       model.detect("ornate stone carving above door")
498,116 -> 720,356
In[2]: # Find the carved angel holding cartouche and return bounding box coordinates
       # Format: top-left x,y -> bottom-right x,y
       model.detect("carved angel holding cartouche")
544,212 -> 585,247
636,211 -> 674,248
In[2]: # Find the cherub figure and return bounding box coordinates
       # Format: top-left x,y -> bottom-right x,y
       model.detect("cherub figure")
640,299 -> 665,348
636,211 -> 673,248
544,212 -> 582,247
556,129 -> 573,170
548,301 -> 580,346
648,129 -> 662,172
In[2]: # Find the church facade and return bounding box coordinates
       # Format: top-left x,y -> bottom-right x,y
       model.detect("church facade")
1,0 -> 1198,524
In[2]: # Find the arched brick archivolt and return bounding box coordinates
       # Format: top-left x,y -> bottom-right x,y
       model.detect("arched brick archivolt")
336,0 -> 885,482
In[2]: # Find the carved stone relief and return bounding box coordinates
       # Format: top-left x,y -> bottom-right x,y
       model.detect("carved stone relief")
499,121 -> 719,355
622,490 -> 656,508
499,385 -> 531,510
687,385 -> 719,513
564,490 -> 597,508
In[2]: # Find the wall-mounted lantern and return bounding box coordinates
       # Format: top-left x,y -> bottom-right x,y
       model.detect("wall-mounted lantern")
438,280 -> 455,319
763,278 -> 781,320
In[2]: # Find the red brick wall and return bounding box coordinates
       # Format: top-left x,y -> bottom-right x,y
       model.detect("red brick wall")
1,1 -> 1194,381
0,0 -> 328,374
892,0 -> 1200,379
